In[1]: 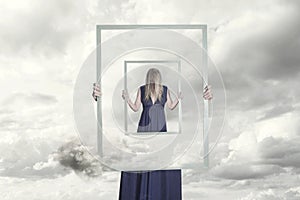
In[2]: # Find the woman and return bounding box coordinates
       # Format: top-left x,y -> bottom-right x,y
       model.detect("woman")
92,68 -> 213,200
122,68 -> 183,132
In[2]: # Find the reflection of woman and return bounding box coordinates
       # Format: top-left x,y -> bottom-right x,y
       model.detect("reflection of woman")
92,68 -> 213,200
122,68 -> 183,132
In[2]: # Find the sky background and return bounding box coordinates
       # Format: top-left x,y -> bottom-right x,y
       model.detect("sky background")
0,0 -> 300,199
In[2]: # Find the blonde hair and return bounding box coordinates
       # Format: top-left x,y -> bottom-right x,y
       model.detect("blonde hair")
145,68 -> 163,102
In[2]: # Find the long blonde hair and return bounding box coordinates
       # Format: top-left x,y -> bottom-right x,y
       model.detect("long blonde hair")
145,68 -> 163,102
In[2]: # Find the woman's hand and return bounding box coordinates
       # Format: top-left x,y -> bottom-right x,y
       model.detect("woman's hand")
122,89 -> 129,101
123,88 -> 141,112
177,91 -> 183,100
92,83 -> 101,101
203,85 -> 213,100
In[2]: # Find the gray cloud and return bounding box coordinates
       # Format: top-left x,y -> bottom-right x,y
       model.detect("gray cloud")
219,3 -> 300,82
211,163 -> 285,180
257,136 -> 300,169
1,92 -> 58,106
0,0 -> 91,57
0,92 -> 59,132
209,134 -> 300,180
257,103 -> 295,121
213,1 -> 300,115
240,187 -> 300,200
0,108 -> 14,115
0,118 -> 18,128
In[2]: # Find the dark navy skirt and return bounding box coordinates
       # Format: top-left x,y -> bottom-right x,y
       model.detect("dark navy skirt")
118,169 -> 182,200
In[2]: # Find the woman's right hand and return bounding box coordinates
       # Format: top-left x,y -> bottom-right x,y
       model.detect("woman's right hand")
122,89 -> 129,101
177,91 -> 183,100
92,83 -> 101,101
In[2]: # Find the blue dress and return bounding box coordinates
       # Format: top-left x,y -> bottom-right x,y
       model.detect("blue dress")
137,85 -> 167,132
119,85 -> 182,200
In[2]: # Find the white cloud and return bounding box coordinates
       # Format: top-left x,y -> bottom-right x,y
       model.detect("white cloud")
210,130 -> 286,180
240,189 -> 283,200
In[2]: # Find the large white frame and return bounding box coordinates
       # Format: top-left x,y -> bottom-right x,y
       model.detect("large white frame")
96,24 -> 210,167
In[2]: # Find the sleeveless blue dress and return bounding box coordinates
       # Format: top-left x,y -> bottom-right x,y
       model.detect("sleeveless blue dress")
118,85 -> 182,200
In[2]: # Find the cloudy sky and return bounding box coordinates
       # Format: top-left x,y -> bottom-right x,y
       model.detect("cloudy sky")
1,0 -> 300,199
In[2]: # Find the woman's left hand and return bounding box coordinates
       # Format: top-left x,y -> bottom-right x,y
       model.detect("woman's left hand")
177,91 -> 183,100
203,85 -> 213,100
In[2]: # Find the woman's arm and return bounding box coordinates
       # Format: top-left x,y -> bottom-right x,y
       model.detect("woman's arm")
122,88 -> 141,112
167,89 -> 182,110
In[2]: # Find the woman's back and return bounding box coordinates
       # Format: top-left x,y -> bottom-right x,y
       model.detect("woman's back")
137,84 -> 168,132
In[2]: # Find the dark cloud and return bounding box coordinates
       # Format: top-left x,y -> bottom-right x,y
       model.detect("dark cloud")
215,2 -> 300,119
55,138 -> 104,177
221,5 -> 300,82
